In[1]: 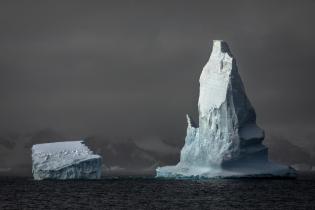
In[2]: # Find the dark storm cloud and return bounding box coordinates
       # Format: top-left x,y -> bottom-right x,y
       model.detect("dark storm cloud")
0,0 -> 314,157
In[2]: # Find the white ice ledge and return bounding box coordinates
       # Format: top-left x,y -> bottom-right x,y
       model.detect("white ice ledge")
32,141 -> 102,180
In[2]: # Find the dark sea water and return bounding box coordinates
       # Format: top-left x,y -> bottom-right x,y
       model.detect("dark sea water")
1,173 -> 315,210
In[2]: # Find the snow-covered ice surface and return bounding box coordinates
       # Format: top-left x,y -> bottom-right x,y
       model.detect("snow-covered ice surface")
32,141 -> 102,180
156,40 -> 296,179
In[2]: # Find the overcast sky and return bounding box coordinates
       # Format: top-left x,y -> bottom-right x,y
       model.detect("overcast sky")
0,0 -> 314,147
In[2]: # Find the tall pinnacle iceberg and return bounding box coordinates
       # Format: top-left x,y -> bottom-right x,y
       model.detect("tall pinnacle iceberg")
156,40 -> 295,178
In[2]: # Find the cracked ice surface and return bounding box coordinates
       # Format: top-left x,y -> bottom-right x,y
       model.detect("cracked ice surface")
32,141 -> 102,180
156,40 -> 295,178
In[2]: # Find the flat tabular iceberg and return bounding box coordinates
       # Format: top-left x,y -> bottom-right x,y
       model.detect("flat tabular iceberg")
156,40 -> 296,178
32,141 -> 102,180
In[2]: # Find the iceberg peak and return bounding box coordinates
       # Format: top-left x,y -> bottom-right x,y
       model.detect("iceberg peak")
211,40 -> 233,57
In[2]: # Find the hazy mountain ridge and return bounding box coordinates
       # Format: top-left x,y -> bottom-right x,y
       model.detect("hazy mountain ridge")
264,134 -> 315,170
0,129 -> 314,176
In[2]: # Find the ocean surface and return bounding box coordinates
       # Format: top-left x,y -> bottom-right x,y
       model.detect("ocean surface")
1,173 -> 315,210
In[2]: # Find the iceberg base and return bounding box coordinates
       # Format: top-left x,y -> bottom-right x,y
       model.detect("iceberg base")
156,162 -> 296,179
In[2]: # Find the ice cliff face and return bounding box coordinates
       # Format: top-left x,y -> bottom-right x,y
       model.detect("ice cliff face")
32,141 -> 102,180
156,40 -> 295,178
181,40 -> 266,167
